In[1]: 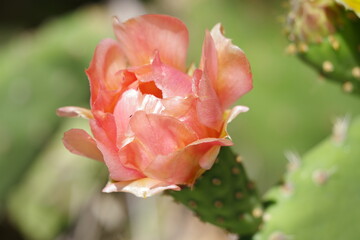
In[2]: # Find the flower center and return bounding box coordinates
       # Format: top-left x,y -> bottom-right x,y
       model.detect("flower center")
139,81 -> 163,98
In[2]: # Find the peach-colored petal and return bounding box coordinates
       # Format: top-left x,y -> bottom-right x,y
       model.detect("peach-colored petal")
91,112 -> 118,144
117,111 -> 200,176
131,53 -> 192,98
144,138 -> 232,185
90,118 -> 144,181
129,111 -> 198,156
161,96 -> 194,119
113,89 -> 164,146
189,138 -> 233,169
113,14 -> 189,71
226,105 -> 249,123
63,129 -> 103,161
200,30 -> 218,91
144,151 -> 201,185
208,24 -> 253,109
86,38 -> 129,112
117,137 -> 153,171
221,105 -> 249,138
102,178 -> 180,198
162,96 -> 219,139
56,106 -> 93,119
192,69 -> 223,131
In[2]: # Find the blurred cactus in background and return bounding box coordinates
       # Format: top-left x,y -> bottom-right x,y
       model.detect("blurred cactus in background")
0,6 -> 112,203
255,116 -> 360,239
285,0 -> 360,94
0,5 -> 114,240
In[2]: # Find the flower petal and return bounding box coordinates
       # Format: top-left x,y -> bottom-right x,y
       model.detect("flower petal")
144,138 -> 232,185
129,111 -> 198,156
113,89 -> 164,146
113,14 -> 189,71
162,96 -> 219,139
131,53 -> 192,98
192,69 -> 223,131
90,118 -> 144,181
207,24 -> 253,109
117,138 -> 152,171
226,105 -> 249,123
200,30 -> 218,91
189,138 -> 233,169
86,38 -> 130,112
118,111 -> 198,174
63,129 -> 103,161
56,106 -> 93,119
220,105 -> 249,139
102,178 -> 180,198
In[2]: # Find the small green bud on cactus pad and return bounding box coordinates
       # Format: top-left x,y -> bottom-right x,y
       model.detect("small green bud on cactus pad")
254,116 -> 360,239
168,147 -> 262,238
286,0 -> 360,94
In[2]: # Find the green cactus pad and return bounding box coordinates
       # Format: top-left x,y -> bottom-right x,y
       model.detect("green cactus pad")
255,116 -> 360,239
286,0 -> 360,95
297,15 -> 360,94
168,147 -> 262,237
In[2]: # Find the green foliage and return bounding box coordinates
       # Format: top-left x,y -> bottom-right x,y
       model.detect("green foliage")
255,116 -> 360,239
0,6 -> 111,203
168,147 -> 263,237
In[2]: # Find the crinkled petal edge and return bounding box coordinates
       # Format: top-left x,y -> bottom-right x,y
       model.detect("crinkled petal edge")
57,106 -> 93,119
102,177 -> 180,198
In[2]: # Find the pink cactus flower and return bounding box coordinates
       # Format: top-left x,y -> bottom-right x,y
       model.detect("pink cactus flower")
57,14 -> 252,198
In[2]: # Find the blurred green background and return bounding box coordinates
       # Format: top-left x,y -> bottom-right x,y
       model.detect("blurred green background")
1,0 -> 359,239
